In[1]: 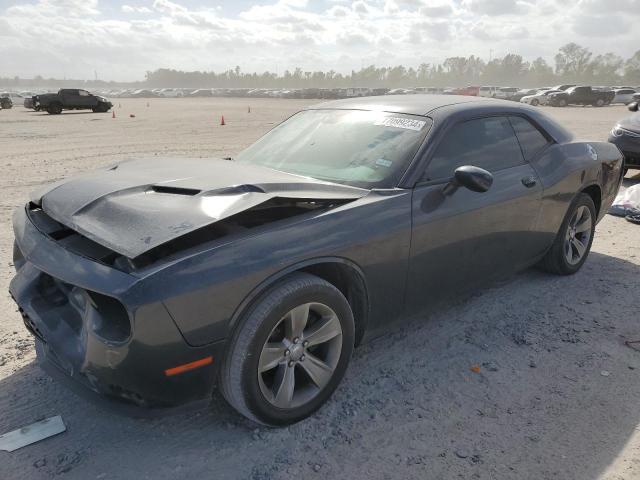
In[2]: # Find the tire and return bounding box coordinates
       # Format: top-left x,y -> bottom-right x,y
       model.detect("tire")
539,193 -> 596,275
531,99 -> 539,107
559,99 -> 567,107
219,272 -> 355,426
92,102 -> 109,113
595,99 -> 604,107
47,103 -> 62,114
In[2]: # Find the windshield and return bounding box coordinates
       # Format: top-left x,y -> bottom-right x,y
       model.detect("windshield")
235,109 -> 431,188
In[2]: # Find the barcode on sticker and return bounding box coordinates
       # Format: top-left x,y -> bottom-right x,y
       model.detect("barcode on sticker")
375,117 -> 426,131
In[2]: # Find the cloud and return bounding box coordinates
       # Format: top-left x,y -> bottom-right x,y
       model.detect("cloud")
122,5 -> 152,14
0,0 -> 639,81
464,0 -> 531,16
572,14 -> 631,37
419,4 -> 454,17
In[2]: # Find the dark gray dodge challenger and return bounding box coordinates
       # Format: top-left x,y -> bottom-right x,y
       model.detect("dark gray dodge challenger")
10,95 -> 624,425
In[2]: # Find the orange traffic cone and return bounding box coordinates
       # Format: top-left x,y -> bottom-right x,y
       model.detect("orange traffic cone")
112,110 -> 116,119
220,115 -> 226,126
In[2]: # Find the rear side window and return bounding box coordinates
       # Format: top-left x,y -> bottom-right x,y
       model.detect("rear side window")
424,116 -> 524,181
509,116 -> 551,161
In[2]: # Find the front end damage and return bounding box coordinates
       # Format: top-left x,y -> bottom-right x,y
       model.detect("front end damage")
10,206 -> 222,414
9,158 -> 365,413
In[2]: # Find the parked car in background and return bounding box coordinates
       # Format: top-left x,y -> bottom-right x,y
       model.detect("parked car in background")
1,92 -> 25,106
609,102 -> 640,175
452,86 -> 480,96
189,89 -> 213,97
388,88 -> 415,95
0,96 -> 14,109
159,88 -> 184,98
130,89 -> 161,98
478,86 -> 499,98
520,89 -> 561,107
494,87 -> 519,100
612,89 -> 637,105
548,86 -> 615,107
371,88 -> 390,96
24,97 -> 35,110
345,87 -> 372,97
33,89 -> 112,114
551,84 -> 577,91
510,89 -> 540,103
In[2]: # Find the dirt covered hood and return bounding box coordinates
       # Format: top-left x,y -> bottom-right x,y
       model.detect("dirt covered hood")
31,158 -> 366,259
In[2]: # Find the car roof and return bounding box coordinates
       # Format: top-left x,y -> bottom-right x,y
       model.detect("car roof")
308,94 -> 506,116
308,93 -> 574,145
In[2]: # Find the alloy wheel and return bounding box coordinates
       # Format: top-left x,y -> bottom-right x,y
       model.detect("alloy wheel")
257,302 -> 343,409
564,205 -> 592,265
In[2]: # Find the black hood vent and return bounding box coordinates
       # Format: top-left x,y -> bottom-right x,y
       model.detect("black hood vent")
151,185 -> 201,196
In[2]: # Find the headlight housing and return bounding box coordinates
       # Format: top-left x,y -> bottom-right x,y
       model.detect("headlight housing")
612,125 -> 640,138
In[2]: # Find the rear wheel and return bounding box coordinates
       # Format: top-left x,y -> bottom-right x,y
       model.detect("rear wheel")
92,102 -> 109,113
531,99 -> 539,107
594,99 -> 604,107
539,193 -> 596,275
219,272 -> 355,426
559,99 -> 568,107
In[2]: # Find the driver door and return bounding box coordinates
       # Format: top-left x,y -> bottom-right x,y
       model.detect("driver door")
405,116 -> 543,312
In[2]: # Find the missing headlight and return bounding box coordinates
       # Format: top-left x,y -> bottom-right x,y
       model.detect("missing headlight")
86,291 -> 131,343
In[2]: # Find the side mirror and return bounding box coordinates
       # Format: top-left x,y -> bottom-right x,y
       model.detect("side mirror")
443,165 -> 493,195
628,102 -> 639,112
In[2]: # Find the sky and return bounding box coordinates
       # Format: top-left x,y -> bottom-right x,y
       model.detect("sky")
0,0 -> 638,81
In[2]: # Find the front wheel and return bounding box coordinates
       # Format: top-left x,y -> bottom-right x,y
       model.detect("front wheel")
219,272 -> 355,426
539,193 -> 596,275
46,103 -> 62,114
531,99 -> 539,107
594,99 -> 604,107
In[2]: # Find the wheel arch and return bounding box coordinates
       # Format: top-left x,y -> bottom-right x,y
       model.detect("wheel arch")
227,257 -> 370,347
581,183 -> 602,217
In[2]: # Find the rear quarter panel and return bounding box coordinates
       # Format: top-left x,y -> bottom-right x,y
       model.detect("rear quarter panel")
531,141 -> 623,244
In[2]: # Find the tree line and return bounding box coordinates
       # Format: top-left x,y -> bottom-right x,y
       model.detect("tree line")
3,44 -> 639,90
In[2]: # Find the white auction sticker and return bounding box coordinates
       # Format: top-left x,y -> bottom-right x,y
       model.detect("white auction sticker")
375,117 -> 426,131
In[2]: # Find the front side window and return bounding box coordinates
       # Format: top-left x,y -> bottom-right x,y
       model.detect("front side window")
79,90 -> 90,96
509,116 -> 551,161
423,116 -> 524,181
235,109 -> 432,188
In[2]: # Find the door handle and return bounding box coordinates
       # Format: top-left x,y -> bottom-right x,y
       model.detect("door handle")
521,176 -> 537,188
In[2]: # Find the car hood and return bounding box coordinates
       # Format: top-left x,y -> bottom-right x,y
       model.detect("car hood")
618,114 -> 640,133
31,157 -> 367,260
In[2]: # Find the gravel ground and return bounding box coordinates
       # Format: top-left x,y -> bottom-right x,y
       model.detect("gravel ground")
0,98 -> 639,480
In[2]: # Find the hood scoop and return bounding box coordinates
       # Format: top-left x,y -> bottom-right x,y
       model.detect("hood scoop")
151,185 -> 201,196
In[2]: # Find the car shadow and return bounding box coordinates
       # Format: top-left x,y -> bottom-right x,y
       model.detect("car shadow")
622,171 -> 640,187
30,111 -> 111,116
1,251 -> 640,479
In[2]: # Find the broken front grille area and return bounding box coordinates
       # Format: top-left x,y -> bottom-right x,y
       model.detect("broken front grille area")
26,203 -> 134,272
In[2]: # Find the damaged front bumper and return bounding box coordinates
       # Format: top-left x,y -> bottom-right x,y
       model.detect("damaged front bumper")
9,206 -> 224,416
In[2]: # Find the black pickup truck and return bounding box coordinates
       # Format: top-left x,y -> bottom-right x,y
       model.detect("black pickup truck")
547,86 -> 615,107
33,89 -> 112,114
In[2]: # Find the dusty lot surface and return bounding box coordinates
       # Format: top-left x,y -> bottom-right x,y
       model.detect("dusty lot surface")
0,98 -> 639,480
